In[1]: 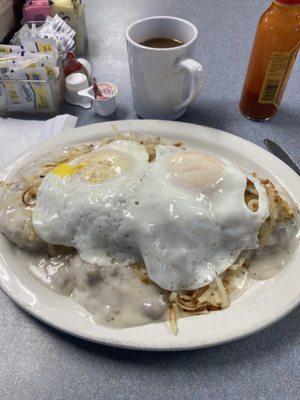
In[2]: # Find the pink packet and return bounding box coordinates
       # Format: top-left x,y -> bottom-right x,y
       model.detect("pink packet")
23,0 -> 52,23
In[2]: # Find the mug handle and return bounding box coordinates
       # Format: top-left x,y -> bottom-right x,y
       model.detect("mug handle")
172,57 -> 204,112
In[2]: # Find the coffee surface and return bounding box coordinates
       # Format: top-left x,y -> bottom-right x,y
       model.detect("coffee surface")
140,37 -> 184,48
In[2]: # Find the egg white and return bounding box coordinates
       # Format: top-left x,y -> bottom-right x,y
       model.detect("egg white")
33,140 -> 149,266
126,145 -> 270,291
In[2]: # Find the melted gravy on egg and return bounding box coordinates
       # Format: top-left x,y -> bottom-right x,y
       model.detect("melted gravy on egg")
248,220 -> 299,280
229,220 -> 298,301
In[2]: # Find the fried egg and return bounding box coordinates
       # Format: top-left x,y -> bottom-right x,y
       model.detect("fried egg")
0,143 -> 95,250
33,140 -> 149,266
126,145 -> 269,291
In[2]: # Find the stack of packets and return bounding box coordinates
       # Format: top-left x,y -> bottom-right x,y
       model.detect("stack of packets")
22,0 -> 87,55
0,41 -> 61,114
11,14 -> 76,56
51,0 -> 87,54
0,14 -> 77,115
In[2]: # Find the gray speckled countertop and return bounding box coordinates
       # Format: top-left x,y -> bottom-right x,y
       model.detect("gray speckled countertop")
0,1 -> 299,399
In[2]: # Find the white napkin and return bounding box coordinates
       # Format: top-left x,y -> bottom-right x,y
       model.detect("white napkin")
0,114 -> 78,170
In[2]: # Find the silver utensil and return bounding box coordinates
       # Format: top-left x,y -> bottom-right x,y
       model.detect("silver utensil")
264,139 -> 300,176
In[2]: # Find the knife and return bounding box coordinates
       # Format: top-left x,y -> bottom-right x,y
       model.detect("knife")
264,139 -> 300,176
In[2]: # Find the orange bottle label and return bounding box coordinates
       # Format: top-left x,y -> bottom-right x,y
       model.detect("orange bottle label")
258,41 -> 300,108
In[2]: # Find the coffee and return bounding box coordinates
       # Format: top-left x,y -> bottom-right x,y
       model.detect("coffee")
126,16 -> 203,119
140,37 -> 184,49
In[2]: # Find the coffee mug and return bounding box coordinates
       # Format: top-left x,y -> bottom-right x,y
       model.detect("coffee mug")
126,16 -> 204,120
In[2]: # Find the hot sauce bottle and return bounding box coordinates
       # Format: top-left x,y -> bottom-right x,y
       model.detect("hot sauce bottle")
240,0 -> 300,121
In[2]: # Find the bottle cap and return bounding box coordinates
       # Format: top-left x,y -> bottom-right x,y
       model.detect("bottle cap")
66,73 -> 88,92
276,0 -> 300,5
64,51 -> 86,77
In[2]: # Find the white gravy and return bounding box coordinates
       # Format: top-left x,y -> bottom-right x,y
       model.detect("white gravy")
15,248 -> 168,328
14,220 -> 298,328
248,221 -> 299,280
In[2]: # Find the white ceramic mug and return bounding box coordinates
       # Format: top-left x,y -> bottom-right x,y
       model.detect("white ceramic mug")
126,16 -> 204,120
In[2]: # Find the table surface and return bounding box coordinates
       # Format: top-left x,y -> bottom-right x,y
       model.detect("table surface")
1,1 -> 300,399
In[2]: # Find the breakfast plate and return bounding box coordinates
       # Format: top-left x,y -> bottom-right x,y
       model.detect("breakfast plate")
0,120 -> 299,351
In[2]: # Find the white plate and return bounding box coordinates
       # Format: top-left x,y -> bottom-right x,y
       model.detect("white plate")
0,120 -> 299,351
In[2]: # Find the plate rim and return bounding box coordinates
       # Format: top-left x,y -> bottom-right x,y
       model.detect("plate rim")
0,119 -> 299,351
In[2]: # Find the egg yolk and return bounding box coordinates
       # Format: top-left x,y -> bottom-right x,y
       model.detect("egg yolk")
167,151 -> 224,192
52,149 -> 133,184
52,163 -> 84,177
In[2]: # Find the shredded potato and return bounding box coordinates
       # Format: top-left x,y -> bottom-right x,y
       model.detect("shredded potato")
22,187 -> 37,206
258,178 -> 294,246
47,243 -> 57,257
132,262 -> 152,285
168,302 -> 178,335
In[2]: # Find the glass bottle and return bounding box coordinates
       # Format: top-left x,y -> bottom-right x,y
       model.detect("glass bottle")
240,0 -> 300,121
